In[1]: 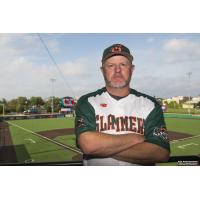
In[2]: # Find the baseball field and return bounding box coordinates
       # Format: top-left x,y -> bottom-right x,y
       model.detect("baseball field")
165,115 -> 200,156
0,117 -> 82,164
0,114 -> 200,165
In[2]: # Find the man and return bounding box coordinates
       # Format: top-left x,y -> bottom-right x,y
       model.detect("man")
75,44 -> 170,166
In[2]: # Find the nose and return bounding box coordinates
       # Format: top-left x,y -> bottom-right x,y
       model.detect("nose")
114,64 -> 121,73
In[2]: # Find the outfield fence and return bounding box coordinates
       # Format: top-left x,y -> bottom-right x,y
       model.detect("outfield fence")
0,114 -> 67,121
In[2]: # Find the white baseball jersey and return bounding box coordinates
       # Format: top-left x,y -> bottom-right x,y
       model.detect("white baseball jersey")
75,87 -> 170,166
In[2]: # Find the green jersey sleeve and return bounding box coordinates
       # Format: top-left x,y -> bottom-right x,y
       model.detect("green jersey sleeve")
75,97 -> 96,139
144,103 -> 170,152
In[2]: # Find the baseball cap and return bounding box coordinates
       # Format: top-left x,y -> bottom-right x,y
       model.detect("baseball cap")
102,43 -> 133,63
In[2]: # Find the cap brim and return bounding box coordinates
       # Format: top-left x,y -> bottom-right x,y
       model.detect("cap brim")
102,52 -> 133,63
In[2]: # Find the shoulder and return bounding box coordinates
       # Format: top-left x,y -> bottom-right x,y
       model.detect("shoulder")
77,87 -> 107,106
130,88 -> 160,106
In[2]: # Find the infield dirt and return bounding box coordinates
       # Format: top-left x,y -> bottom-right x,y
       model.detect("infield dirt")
38,128 -> 193,141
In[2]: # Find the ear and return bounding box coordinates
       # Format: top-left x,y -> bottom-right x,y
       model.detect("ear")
100,66 -> 104,73
131,64 -> 135,72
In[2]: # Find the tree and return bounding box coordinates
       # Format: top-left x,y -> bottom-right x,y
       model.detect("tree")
53,97 -> 61,112
168,101 -> 179,109
2,98 -> 7,105
194,101 -> 200,109
16,97 -> 28,112
29,97 -> 44,107
44,97 -> 61,113
0,98 -> 8,114
7,99 -> 18,112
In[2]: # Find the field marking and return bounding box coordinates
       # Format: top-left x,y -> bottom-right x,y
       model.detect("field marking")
24,159 -> 35,163
178,143 -> 199,149
171,134 -> 200,144
24,138 -> 36,144
6,120 -> 82,155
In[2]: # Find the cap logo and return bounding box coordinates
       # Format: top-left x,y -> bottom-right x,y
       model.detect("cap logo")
111,45 -> 122,53
102,43 -> 133,63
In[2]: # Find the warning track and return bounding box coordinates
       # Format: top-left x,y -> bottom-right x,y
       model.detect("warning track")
0,121 -> 17,162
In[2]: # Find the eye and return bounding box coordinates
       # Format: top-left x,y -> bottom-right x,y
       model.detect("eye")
106,64 -> 115,68
120,63 -> 128,67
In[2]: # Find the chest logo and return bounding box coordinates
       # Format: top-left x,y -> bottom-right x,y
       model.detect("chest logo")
100,103 -> 107,108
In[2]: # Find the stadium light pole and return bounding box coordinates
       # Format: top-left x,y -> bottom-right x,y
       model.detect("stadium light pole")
187,72 -> 192,114
50,78 -> 56,114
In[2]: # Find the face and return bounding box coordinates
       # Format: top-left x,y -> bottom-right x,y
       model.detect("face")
101,55 -> 133,89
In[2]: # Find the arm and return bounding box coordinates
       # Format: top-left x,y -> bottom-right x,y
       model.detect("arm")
75,96 -> 144,157
113,103 -> 170,164
113,142 -> 170,165
75,95 -> 170,165
78,131 -> 144,157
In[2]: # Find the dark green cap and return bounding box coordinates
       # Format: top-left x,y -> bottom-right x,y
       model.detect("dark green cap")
102,44 -> 133,63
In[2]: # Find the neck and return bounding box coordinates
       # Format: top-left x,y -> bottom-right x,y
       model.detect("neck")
106,86 -> 130,97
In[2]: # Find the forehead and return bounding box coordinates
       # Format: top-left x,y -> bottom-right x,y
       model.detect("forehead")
104,55 -> 130,64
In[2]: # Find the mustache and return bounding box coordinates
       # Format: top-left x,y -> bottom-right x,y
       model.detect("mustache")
112,73 -> 124,78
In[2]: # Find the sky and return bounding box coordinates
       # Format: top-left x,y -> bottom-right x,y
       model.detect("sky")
1,33 -> 200,100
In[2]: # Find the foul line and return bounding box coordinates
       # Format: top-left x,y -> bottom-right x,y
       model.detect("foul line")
6,121 -> 82,155
178,143 -> 199,149
24,138 -> 36,144
171,134 -> 200,144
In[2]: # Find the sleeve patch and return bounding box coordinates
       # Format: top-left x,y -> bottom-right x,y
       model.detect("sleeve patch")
153,126 -> 169,142
76,117 -> 86,128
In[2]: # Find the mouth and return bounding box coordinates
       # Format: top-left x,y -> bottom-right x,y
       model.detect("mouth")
112,76 -> 124,81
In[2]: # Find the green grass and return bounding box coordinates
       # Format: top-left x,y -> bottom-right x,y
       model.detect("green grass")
7,116 -> 200,165
157,117 -> 200,165
165,108 -> 198,114
165,117 -> 200,157
170,137 -> 200,156
9,117 -> 75,132
165,118 -> 200,135
8,117 -> 78,163
158,136 -> 200,166
55,135 -> 76,148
